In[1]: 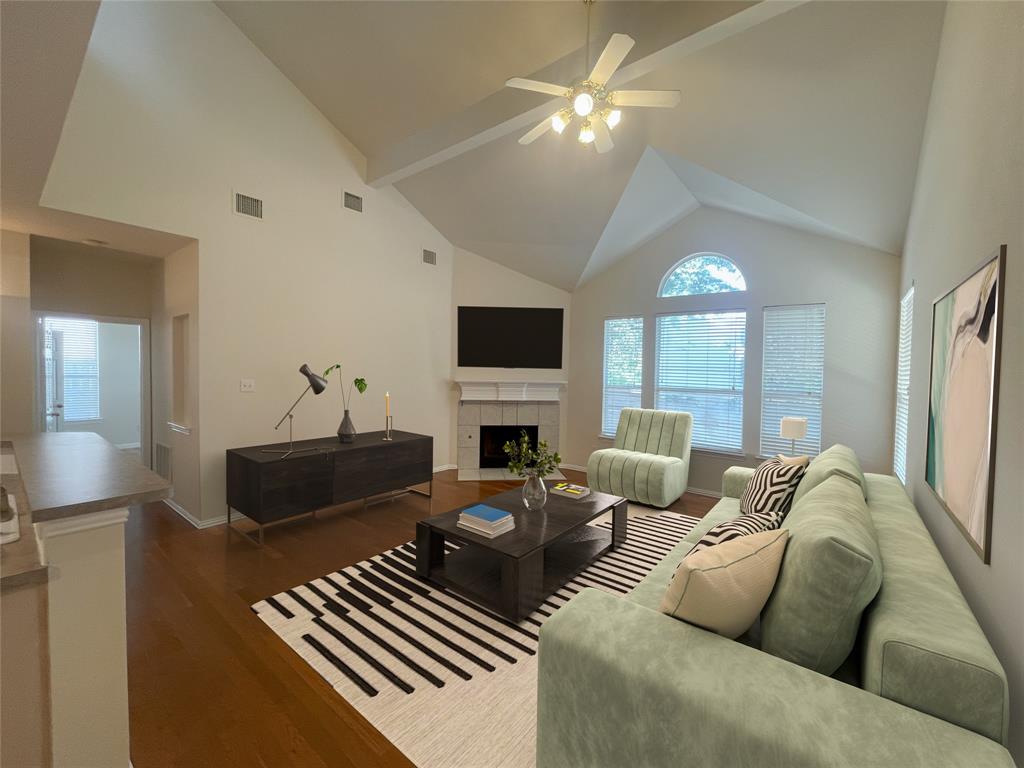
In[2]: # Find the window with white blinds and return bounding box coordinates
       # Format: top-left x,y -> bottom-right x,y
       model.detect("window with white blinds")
44,317 -> 100,422
602,317 -> 643,436
759,304 -> 825,456
893,287 -> 914,484
656,311 -> 746,452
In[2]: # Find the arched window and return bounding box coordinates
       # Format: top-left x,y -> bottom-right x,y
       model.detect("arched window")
658,253 -> 746,297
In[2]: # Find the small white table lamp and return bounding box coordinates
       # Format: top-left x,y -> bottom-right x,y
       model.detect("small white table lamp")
780,417 -> 808,455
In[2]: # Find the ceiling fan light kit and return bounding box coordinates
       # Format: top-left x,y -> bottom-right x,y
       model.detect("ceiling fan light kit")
578,120 -> 596,145
573,90 -> 595,117
506,1 -> 681,154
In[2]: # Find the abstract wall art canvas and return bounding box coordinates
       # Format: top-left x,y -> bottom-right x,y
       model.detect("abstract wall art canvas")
926,245 -> 1006,562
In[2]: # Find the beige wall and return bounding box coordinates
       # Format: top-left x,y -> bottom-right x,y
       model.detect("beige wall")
566,206 -> 899,492
899,2 -> 1023,761
30,236 -> 156,320
41,1 -> 454,521
1,230 -> 34,434
451,248 -> 572,459
151,243 -> 201,520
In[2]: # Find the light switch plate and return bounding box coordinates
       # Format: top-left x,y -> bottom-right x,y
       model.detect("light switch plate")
240,378 -> 256,393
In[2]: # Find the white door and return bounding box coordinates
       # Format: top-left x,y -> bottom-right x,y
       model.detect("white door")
38,316 -> 104,435
36,314 -> 149,464
42,326 -> 66,431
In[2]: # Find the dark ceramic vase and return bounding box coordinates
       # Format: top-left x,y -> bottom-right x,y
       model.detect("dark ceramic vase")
338,409 -> 357,443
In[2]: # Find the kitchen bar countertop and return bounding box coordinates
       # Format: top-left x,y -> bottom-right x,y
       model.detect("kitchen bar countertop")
1,433 -> 171,588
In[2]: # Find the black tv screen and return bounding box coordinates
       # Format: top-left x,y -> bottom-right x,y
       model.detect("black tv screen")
458,306 -> 563,369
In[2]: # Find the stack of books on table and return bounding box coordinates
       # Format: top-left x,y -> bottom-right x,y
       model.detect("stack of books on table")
457,504 -> 515,538
550,482 -> 591,499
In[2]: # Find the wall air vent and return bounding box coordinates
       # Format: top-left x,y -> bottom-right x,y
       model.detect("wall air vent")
343,191 -> 363,212
422,249 -> 437,265
233,192 -> 263,220
155,442 -> 173,481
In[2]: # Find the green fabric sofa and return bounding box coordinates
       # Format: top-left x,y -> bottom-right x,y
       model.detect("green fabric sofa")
586,408 -> 691,508
538,446 -> 1013,767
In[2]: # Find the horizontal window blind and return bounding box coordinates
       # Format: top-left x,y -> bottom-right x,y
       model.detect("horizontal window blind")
44,317 -> 100,422
602,317 -> 643,435
656,311 -> 746,452
893,287 -> 914,483
760,304 -> 825,456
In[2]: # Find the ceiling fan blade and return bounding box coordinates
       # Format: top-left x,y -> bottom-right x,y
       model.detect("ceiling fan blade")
589,33 -> 635,85
506,78 -> 570,97
592,118 -> 614,154
519,114 -> 556,145
609,89 -> 681,108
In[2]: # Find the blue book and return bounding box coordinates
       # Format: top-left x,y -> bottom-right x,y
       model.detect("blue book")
460,504 -> 512,524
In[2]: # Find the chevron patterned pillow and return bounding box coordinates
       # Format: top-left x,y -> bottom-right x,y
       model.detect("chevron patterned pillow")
688,511 -> 777,555
739,457 -> 807,524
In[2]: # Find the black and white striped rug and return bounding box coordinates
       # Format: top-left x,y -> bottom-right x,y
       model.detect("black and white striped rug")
253,508 -> 698,768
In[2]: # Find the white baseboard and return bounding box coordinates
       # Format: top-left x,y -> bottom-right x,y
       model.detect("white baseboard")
559,463 -> 588,473
163,499 -> 229,529
687,486 -> 722,499
433,464 -> 457,472
116,442 -> 141,450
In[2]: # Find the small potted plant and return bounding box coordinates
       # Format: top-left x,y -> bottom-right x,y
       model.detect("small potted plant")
323,363 -> 367,443
503,430 -> 561,511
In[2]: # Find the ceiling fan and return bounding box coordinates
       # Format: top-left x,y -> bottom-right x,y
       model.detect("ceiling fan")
506,0 -> 681,153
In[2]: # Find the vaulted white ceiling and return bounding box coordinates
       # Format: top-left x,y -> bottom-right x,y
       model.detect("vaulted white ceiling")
5,1 -> 946,282
0,0 -> 193,256
386,1 -> 945,288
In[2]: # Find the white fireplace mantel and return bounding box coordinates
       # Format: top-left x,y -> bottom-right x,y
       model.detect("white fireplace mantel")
455,380 -> 566,402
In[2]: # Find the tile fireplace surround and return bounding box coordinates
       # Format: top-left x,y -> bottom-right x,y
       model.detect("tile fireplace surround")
455,381 -> 565,481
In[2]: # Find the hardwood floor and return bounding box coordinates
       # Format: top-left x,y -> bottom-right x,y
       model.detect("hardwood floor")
125,469 -> 715,767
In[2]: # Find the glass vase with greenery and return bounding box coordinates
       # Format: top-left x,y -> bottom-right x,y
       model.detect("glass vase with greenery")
503,430 -> 561,510
324,363 -> 367,442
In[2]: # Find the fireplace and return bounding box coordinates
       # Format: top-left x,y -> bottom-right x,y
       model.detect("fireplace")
479,425 -> 538,469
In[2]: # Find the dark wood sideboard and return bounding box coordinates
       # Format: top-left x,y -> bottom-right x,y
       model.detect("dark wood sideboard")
226,430 -> 432,544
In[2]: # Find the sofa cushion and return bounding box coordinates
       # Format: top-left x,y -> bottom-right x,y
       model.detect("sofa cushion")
860,474 -> 1009,744
627,499 -> 740,611
739,457 -> 806,523
791,444 -> 868,505
660,529 -> 789,638
587,448 -> 686,508
761,475 -> 882,674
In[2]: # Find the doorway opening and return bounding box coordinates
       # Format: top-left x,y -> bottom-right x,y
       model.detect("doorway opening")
37,313 -> 150,465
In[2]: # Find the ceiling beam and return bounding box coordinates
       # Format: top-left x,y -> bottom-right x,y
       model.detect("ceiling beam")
367,0 -> 806,188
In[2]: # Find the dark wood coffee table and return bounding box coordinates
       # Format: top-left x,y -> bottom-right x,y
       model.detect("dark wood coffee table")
415,488 -> 628,622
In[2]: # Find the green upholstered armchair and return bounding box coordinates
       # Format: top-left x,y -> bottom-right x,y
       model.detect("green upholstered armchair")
586,408 -> 691,508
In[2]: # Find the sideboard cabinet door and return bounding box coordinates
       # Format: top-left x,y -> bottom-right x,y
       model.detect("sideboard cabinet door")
260,453 -> 333,523
388,438 -> 433,488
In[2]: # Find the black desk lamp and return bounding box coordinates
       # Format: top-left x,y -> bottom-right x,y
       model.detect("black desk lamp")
261,364 -> 328,459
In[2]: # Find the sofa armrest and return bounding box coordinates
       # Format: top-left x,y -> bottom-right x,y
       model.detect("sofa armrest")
537,589 -> 1014,768
722,465 -> 755,498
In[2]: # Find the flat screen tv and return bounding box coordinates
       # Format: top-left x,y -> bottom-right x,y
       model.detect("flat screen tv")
457,306 -> 563,369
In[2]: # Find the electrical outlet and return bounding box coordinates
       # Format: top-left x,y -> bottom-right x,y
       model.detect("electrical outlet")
240,378 -> 256,393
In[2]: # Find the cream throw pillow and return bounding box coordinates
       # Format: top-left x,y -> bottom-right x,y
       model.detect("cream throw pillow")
659,529 -> 790,638
777,454 -> 810,468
